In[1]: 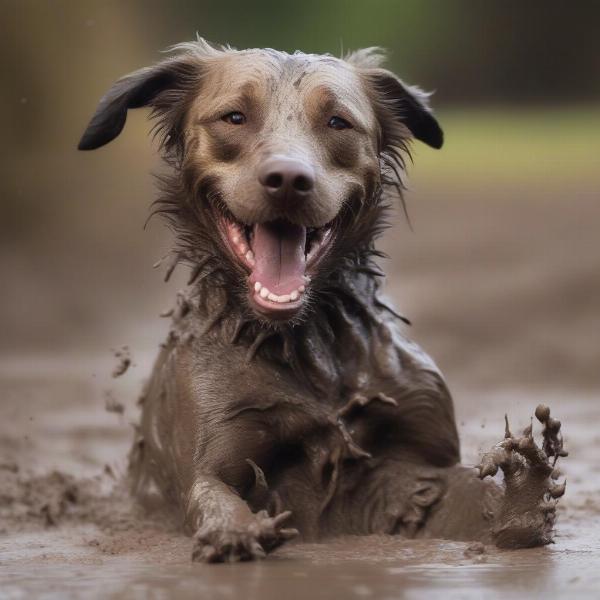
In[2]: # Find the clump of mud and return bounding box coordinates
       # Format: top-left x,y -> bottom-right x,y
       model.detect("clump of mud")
104,390 -> 125,415
0,464 -> 79,530
111,346 -> 133,378
1,461 -> 113,533
0,459 -> 180,556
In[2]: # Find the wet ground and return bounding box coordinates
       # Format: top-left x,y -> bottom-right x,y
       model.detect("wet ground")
1,362 -> 599,599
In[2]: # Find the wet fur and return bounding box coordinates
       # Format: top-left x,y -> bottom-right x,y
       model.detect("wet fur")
80,39 -> 566,562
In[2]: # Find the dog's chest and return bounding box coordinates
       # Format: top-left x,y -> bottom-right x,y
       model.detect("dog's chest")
197,347 -> 411,492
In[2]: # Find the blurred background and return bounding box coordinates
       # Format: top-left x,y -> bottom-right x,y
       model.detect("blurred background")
1,0 -> 599,411
2,4 -> 600,593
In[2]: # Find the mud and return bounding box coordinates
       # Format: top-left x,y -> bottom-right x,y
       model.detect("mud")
1,361 -> 599,598
111,346 -> 132,379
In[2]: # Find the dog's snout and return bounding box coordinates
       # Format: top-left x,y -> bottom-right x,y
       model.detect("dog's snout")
259,157 -> 315,202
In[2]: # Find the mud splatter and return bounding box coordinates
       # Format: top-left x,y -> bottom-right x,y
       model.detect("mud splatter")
104,391 -> 125,416
0,469 -> 79,531
111,346 -> 132,378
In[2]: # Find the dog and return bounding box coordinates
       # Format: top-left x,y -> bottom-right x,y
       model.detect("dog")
79,39 -> 566,562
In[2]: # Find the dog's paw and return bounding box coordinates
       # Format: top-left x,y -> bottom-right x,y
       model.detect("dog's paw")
477,404 -> 567,548
191,510 -> 298,563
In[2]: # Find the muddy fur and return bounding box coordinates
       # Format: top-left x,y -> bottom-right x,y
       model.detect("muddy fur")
79,38 -> 566,562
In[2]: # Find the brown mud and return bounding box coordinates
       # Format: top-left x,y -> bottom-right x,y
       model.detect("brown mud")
1,361 -> 599,598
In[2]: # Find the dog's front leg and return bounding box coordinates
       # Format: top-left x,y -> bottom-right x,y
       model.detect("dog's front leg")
423,404 -> 567,548
186,475 -> 298,563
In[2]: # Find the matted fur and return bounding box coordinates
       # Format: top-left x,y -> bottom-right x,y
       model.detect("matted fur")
78,39 -> 564,563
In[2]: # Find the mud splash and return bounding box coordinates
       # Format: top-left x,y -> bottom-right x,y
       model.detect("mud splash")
1,480 -> 599,599
1,364 -> 598,598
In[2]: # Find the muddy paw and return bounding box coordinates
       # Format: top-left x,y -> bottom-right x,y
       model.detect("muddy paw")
191,510 -> 298,563
477,404 -> 567,549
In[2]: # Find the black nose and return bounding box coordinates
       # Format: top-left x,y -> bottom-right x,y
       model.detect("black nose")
258,157 -> 315,202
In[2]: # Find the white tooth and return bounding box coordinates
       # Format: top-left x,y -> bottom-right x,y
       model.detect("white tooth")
298,285 -> 306,293
260,287 -> 269,299
245,250 -> 254,261
232,235 -> 240,244
304,276 -> 311,283
290,290 -> 299,301
254,281 -> 262,292
268,293 -> 278,302
279,294 -> 291,303
239,243 -> 248,254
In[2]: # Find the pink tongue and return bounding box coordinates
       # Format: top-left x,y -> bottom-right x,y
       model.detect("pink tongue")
250,221 -> 306,295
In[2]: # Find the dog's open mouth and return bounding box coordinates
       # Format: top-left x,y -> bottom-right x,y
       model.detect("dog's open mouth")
219,216 -> 333,318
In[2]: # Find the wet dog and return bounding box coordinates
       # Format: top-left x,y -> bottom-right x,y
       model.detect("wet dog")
79,39 -> 567,562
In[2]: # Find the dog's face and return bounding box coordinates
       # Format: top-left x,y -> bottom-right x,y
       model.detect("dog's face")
185,51 -> 384,319
79,41 -> 442,322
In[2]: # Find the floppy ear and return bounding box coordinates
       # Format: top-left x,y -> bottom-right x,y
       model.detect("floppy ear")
78,57 -> 198,151
367,68 -> 443,150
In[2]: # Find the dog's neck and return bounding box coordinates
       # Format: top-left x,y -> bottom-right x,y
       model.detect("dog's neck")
175,259 -> 406,397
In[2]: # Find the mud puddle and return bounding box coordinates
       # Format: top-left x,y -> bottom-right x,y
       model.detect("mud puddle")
1,359 -> 599,599
2,519 -> 599,599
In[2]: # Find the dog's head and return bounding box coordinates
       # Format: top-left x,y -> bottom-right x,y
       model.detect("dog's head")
79,40 -> 442,322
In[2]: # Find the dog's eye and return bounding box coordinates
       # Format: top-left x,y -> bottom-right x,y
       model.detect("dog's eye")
222,111 -> 246,125
327,116 -> 353,130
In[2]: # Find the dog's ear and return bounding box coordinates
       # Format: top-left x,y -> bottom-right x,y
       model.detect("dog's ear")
78,57 -> 198,151
366,68 -> 443,150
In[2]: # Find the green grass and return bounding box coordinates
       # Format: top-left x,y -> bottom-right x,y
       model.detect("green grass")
410,106 -> 600,186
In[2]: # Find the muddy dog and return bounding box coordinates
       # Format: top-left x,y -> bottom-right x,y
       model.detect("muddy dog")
79,39 -> 567,562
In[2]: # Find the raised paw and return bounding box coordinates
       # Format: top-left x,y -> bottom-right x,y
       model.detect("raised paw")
476,404 -> 567,548
191,510 -> 299,563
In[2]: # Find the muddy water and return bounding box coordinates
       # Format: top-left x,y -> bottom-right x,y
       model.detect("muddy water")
1,356 -> 599,599
3,526 -> 600,600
